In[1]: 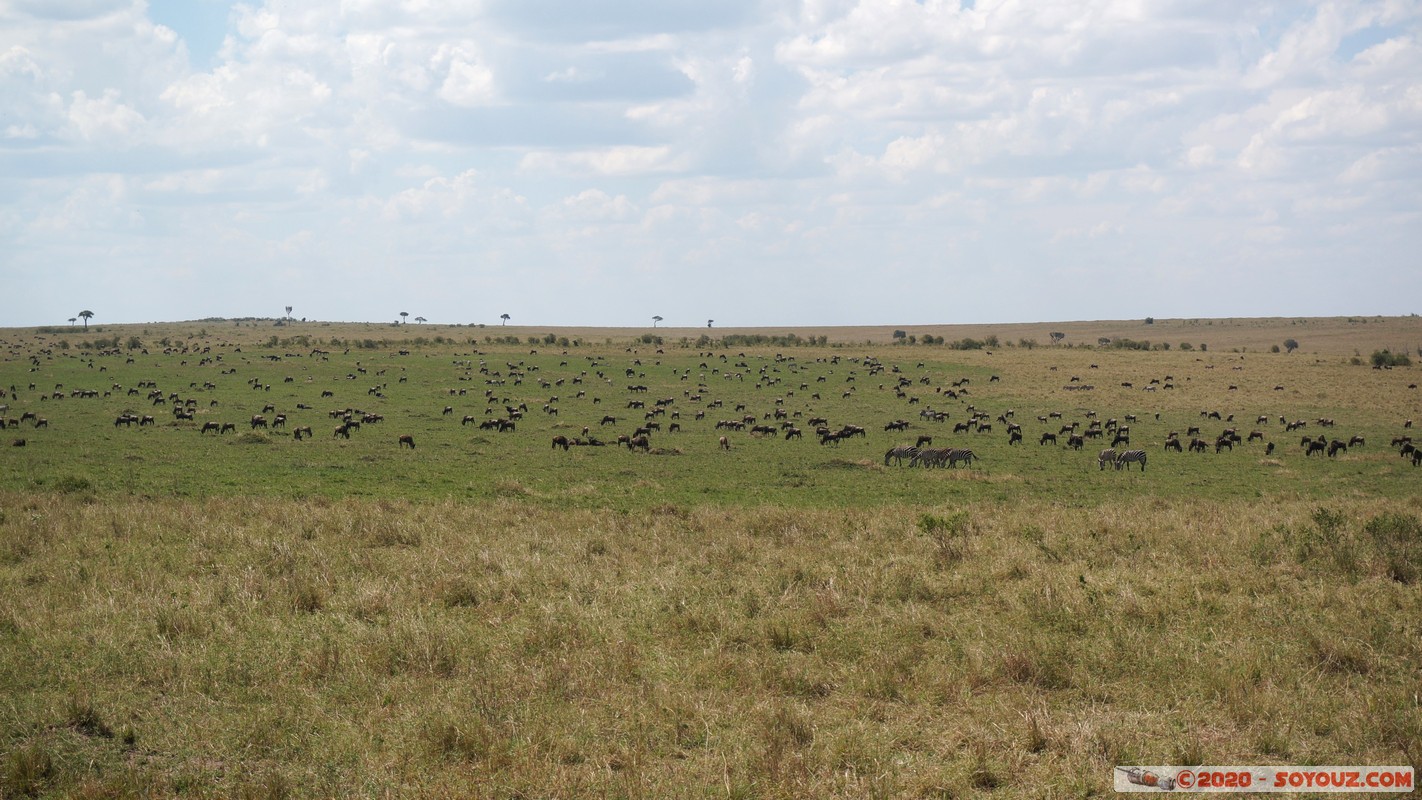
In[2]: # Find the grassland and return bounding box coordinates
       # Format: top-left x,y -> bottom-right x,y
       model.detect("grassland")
1,317 -> 1419,798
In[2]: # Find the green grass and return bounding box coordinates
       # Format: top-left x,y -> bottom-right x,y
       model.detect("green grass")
2,328 -> 1418,509
0,320 -> 1419,796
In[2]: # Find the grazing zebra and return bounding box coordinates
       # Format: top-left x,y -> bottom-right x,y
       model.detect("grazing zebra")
946,448 -> 977,468
884,445 -> 919,466
1098,448 -> 1116,470
911,447 -> 950,468
1114,449 -> 1147,471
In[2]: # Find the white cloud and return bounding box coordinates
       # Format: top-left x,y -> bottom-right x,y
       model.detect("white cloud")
0,0 -> 1419,326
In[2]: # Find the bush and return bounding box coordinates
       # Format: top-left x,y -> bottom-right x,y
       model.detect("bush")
1371,350 -> 1412,367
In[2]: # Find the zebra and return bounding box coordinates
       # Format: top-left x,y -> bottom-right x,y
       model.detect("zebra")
884,445 -> 919,466
1114,449 -> 1147,471
946,448 -> 977,468
1098,448 -> 1116,470
912,447 -> 951,468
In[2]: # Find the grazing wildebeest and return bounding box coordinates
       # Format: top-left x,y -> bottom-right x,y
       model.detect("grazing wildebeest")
398,434 -> 416,449
334,424 -> 351,439
11,438 -> 25,447
1040,432 -> 1057,446
221,422 -> 237,434
552,435 -> 570,451
627,435 -> 650,452
916,434 -> 933,447
1164,439 -> 1182,452
250,415 -> 267,429
1304,440 -> 1325,456
1067,434 -> 1084,450
201,421 -> 221,434
1215,437 -> 1233,453
1348,435 -> 1365,448
294,426 -> 313,440
1008,430 -> 1022,445
719,435 -> 730,450
1327,440 -> 1347,458
1265,442 -> 1275,456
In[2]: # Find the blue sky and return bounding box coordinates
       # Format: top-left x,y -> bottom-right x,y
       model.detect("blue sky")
2,0 -> 1420,328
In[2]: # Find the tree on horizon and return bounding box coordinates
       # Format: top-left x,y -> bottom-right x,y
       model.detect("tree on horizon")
415,317 -> 426,324
501,314 -> 510,326
78,310 -> 94,329
399,311 -> 409,324
653,315 -> 663,328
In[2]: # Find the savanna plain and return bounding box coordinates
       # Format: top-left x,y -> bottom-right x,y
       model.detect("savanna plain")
1,316 -> 1420,798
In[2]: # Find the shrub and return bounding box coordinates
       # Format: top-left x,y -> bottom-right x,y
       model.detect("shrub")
1371,349 -> 1412,367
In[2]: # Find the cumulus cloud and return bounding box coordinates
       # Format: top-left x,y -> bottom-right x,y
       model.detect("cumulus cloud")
1,0 -> 1420,325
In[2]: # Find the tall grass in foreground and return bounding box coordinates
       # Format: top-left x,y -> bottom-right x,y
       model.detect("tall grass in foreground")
1,492 -> 1419,797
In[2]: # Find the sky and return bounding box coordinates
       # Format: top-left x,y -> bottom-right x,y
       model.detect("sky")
2,0 -> 1420,329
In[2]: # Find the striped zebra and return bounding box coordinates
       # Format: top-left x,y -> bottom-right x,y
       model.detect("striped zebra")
1114,449 -> 1147,471
884,445 -> 919,466
912,447 -> 951,468
1098,448 -> 1116,470
946,448 -> 977,468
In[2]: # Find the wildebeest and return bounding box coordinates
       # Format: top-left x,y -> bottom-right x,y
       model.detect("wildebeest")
719,435 -> 730,450
627,435 -> 650,452
201,421 -> 221,434
552,435 -> 570,450
398,434 -> 416,449
293,426 -> 313,440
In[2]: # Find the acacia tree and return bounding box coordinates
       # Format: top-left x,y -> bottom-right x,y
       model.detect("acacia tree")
653,315 -> 663,328
78,310 -> 94,329
399,311 -> 409,324
500,314 -> 510,326
1283,338 -> 1299,353
1049,331 -> 1065,344
415,316 -> 427,324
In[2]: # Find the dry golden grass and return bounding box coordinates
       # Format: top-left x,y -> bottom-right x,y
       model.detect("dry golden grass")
2,491 -> 1418,797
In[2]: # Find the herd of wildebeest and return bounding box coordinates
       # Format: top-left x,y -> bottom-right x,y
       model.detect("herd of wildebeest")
2,338 -> 1421,478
